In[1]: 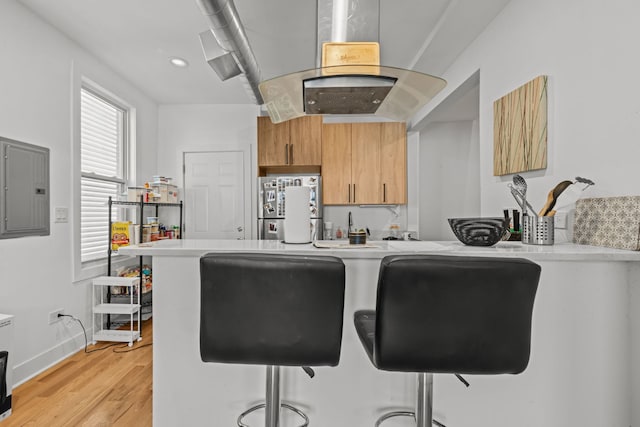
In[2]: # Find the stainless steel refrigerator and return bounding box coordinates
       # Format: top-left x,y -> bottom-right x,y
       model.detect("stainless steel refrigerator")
258,175 -> 322,241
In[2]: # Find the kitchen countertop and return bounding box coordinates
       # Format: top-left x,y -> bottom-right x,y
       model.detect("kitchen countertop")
118,238 -> 640,261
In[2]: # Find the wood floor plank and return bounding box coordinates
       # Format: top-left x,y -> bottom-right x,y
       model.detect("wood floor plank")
5,320 -> 152,426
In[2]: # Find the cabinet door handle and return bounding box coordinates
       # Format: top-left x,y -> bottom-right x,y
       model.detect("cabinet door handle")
347,184 -> 351,203
383,183 -> 387,203
353,184 -> 356,204
285,144 -> 289,164
289,144 -> 294,165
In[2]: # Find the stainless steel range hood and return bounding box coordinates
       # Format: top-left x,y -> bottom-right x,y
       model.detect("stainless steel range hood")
259,0 -> 446,123
261,64 -> 445,123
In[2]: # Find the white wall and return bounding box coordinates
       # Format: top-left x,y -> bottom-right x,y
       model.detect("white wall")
157,104 -> 259,236
0,0 -> 158,385
418,120 -> 480,239
414,0 -> 640,217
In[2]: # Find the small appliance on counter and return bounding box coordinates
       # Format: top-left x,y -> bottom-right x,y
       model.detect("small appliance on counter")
0,314 -> 14,422
258,175 -> 322,241
283,186 -> 311,243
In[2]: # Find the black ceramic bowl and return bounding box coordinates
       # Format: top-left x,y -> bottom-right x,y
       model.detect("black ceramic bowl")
447,217 -> 509,247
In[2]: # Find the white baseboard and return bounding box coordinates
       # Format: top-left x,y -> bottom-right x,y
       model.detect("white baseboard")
12,327 -> 89,388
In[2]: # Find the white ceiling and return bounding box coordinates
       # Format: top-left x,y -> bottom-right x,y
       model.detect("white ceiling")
17,0 -> 510,106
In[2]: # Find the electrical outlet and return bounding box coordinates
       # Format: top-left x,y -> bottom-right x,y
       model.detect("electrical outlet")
555,211 -> 568,229
48,308 -> 64,324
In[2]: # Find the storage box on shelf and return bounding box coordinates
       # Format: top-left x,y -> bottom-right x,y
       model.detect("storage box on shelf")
92,276 -> 141,346
150,183 -> 178,203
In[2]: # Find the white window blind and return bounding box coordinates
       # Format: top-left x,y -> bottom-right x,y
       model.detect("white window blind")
80,88 -> 127,262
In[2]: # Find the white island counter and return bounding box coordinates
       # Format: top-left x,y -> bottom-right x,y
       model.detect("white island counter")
119,240 -> 640,427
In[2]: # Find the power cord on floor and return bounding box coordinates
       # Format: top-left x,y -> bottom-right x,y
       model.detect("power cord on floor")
58,313 -> 152,353
113,342 -> 153,353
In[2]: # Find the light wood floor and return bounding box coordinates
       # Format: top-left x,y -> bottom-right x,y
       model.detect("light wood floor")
6,319 -> 153,427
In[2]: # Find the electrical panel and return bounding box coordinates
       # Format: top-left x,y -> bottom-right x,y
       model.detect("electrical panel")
0,136 -> 50,239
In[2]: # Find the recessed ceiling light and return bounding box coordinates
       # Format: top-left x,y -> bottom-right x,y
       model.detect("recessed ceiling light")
169,57 -> 189,68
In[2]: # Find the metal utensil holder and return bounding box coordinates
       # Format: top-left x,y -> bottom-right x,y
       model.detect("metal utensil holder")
522,215 -> 554,245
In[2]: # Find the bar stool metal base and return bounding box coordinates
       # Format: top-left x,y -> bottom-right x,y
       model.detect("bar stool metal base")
375,412 -> 445,427
375,373 -> 445,427
236,365 -> 310,427
237,403 -> 309,427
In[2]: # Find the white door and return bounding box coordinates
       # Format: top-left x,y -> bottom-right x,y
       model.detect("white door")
183,151 -> 246,239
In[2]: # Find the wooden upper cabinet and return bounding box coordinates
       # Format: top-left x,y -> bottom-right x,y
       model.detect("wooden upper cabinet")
257,116 -> 322,167
321,123 -> 352,205
289,116 -> 322,165
379,122 -> 407,204
321,121 -> 407,205
351,123 -> 381,205
257,116 -> 289,167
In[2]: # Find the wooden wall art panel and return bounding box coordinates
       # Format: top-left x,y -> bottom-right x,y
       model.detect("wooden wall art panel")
493,75 -> 548,176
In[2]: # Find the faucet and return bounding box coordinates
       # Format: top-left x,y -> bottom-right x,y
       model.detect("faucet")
348,211 -> 353,233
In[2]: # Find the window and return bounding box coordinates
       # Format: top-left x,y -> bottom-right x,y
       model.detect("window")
80,87 -> 128,263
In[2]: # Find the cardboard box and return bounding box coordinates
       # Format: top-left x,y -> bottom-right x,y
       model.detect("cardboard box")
0,314 -> 14,422
111,222 -> 131,250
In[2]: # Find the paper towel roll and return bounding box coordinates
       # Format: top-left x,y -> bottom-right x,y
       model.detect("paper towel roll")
284,186 -> 311,243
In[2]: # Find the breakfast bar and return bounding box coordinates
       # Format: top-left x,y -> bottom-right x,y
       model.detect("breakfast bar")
119,240 -> 640,427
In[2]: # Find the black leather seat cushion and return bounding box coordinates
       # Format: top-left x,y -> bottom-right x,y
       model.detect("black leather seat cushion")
354,254 -> 540,375
200,253 -> 346,367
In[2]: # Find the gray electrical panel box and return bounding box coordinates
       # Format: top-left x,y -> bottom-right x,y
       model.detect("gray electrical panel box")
0,137 -> 50,239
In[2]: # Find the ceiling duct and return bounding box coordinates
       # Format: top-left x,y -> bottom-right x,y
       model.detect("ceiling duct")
259,0 -> 446,123
196,0 -> 263,104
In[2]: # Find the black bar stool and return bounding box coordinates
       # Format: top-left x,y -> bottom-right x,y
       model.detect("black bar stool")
354,254 -> 541,427
200,252 -> 346,427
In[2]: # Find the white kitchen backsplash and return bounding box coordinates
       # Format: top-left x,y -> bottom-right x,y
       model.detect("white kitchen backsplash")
323,205 -> 409,240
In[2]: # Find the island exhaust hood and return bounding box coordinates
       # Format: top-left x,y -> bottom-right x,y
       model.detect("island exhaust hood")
258,0 -> 447,123
196,0 -> 446,123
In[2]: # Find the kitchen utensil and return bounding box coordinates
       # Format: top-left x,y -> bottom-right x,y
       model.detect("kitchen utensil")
575,176 -> 595,190
508,184 -> 524,212
508,184 -> 536,215
447,217 -> 509,247
538,180 -> 573,216
553,178 -> 595,212
513,175 -> 529,214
